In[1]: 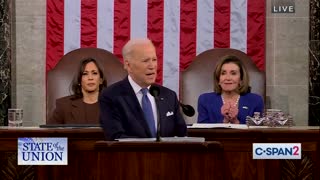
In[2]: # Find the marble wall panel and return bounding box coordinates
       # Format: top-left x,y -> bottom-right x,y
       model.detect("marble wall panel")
0,0 -> 12,126
309,0 -> 320,125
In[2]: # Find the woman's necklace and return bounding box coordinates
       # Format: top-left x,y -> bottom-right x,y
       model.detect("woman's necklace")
221,95 -> 240,107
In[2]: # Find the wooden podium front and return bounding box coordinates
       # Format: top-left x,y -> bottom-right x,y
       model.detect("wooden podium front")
0,128 -> 224,179
1,127 -> 319,179
95,141 -> 224,180
38,141 -> 224,180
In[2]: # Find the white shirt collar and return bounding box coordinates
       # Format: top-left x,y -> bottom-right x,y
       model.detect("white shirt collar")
128,75 -> 150,95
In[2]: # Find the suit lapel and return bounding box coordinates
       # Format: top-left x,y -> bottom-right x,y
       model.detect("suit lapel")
71,99 -> 85,122
120,78 -> 152,136
157,96 -> 169,135
154,85 -> 174,135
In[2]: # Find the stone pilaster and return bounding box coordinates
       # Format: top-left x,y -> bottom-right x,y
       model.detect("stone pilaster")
309,0 -> 320,125
0,0 -> 12,126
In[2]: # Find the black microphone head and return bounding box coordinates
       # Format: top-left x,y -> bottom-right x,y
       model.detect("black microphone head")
181,104 -> 195,117
149,85 -> 160,97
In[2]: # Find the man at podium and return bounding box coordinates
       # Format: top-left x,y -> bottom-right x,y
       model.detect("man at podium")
99,38 -> 187,140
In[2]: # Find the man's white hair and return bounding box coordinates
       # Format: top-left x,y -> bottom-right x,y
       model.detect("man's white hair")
122,38 -> 153,60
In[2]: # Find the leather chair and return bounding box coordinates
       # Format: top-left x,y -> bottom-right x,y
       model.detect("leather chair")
46,48 -> 127,122
180,48 -> 265,124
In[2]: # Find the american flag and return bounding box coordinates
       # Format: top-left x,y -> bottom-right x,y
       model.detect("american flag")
46,0 -> 265,94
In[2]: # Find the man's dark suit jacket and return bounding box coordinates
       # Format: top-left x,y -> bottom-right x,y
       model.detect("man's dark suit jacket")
48,95 -> 99,124
99,77 -> 187,140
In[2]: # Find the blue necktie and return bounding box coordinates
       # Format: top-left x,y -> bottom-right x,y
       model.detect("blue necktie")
141,88 -> 156,137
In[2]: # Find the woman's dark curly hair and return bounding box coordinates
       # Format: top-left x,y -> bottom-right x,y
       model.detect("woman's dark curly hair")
70,57 -> 107,99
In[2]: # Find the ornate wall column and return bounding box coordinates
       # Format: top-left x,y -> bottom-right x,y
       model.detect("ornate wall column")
309,0 -> 320,125
0,0 -> 12,126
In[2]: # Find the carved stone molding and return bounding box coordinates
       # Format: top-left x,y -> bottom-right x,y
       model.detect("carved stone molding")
0,152 -> 35,180
281,154 -> 314,180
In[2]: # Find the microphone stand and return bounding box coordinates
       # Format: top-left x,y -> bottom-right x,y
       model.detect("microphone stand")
149,85 -> 161,142
149,85 -> 195,141
154,99 -> 161,142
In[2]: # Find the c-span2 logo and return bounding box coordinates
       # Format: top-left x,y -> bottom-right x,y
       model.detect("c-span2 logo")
253,143 -> 301,159
18,137 -> 68,165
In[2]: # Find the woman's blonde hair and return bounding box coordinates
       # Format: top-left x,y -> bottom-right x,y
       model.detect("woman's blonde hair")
213,55 -> 250,94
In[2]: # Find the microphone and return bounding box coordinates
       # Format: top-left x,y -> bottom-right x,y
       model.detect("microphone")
149,85 -> 160,98
149,85 -> 161,142
179,102 -> 195,117
150,86 -> 195,117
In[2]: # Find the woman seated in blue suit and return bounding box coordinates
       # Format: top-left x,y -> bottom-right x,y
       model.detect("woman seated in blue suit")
197,55 -> 264,124
48,57 -> 107,124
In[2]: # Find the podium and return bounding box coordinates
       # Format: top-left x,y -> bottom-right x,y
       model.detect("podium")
37,141 -> 224,180
2,127 -> 318,179
95,141 -> 224,180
